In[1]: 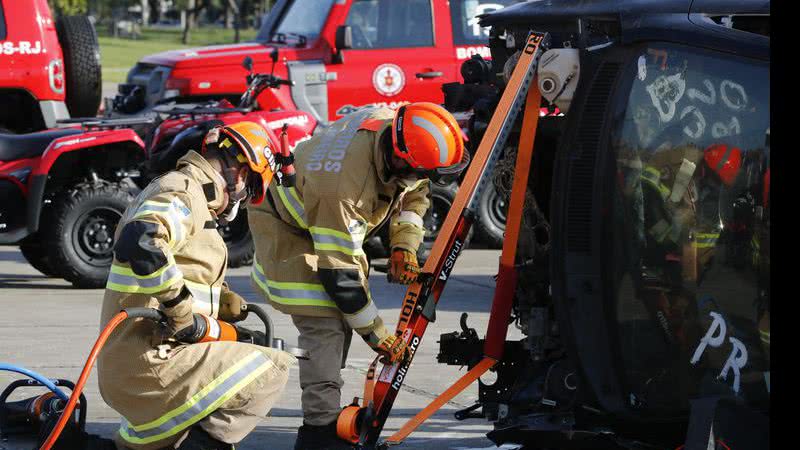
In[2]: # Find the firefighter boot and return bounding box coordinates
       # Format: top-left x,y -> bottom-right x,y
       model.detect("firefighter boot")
176,426 -> 234,450
294,422 -> 355,450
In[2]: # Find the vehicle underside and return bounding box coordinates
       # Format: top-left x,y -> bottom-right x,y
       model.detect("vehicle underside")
435,1 -> 770,449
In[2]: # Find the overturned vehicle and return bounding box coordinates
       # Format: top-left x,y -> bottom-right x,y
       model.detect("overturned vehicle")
435,0 -> 769,448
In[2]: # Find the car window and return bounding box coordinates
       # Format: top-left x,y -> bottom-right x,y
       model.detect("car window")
273,0 -> 335,41
449,0 -> 517,46
609,44 -> 770,414
0,2 -> 6,41
345,0 -> 433,49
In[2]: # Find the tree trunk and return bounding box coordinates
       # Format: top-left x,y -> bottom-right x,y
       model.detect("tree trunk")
148,0 -> 161,24
228,0 -> 241,43
224,2 -> 233,29
140,0 -> 150,26
182,0 -> 196,44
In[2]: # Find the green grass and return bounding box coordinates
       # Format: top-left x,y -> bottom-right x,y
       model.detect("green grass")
99,27 -> 259,83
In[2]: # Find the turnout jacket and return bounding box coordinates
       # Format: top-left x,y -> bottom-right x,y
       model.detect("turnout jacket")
249,107 -> 429,334
97,151 -> 294,448
102,150 -> 229,322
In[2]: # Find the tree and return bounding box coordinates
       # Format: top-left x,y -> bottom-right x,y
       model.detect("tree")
49,0 -> 88,15
177,0 -> 211,44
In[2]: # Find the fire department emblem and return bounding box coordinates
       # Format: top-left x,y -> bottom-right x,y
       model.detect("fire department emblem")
372,63 -> 405,97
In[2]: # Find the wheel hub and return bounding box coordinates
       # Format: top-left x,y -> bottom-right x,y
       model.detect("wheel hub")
74,208 -> 122,267
488,189 -> 508,227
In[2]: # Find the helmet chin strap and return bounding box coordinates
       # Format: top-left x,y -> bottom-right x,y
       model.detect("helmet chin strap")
382,130 -> 415,180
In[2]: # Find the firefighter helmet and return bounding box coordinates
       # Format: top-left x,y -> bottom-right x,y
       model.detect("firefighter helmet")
203,121 -> 278,205
704,143 -> 742,187
391,102 -> 467,180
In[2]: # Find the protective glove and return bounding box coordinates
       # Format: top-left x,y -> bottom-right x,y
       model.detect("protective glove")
363,323 -> 410,365
387,249 -> 420,284
219,286 -> 249,323
170,313 -> 210,344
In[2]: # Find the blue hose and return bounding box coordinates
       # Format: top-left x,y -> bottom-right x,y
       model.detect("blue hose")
0,363 -> 70,401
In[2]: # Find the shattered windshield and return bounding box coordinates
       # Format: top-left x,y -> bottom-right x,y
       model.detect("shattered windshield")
609,43 -> 770,414
262,0 -> 336,43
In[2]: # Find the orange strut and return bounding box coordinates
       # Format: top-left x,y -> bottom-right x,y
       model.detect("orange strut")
39,311 -> 129,450
385,74 -> 543,445
384,357 -> 496,444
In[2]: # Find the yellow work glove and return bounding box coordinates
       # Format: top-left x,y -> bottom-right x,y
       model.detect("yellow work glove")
363,323 -> 410,365
388,249 -> 420,284
219,287 -> 249,323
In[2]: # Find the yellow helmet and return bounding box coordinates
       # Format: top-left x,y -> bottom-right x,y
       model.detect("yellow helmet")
204,121 -> 277,205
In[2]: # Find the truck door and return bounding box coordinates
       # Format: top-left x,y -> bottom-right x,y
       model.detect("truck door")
325,0 -> 454,120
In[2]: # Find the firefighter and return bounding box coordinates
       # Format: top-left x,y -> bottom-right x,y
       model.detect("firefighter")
636,142 -> 742,348
248,103 -> 468,449
98,122 -> 296,450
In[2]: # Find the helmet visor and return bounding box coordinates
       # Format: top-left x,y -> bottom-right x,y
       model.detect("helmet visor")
399,149 -> 471,184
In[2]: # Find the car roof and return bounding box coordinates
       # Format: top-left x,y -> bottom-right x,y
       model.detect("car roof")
480,0 -> 769,60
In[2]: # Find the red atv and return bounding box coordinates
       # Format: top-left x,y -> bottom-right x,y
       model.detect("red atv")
0,121 -> 146,287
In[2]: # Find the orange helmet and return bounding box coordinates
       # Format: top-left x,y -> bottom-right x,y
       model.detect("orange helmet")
704,143 -> 742,187
391,102 -> 468,180
203,121 -> 278,205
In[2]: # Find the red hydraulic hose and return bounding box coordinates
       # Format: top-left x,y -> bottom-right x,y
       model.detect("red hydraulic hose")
39,311 -> 129,450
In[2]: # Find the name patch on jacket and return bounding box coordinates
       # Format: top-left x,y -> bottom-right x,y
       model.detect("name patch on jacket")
306,109 -> 372,174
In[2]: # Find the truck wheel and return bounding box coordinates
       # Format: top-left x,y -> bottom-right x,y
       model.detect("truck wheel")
19,237 -> 61,278
475,182 -> 506,249
56,16 -> 102,118
220,209 -> 254,268
42,183 -> 133,288
415,182 -> 474,265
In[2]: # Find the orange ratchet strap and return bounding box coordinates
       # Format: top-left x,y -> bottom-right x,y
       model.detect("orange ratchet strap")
383,71 -> 544,446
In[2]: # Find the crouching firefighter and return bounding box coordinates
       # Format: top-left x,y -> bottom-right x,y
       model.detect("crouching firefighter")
98,121 -> 296,450
248,103 -> 469,449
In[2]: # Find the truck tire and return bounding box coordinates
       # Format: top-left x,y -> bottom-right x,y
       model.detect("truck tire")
42,182 -> 133,288
19,237 -> 61,278
220,209 -> 254,268
475,182 -> 506,249
423,182 -> 459,250
56,16 -> 102,118
415,182 -> 474,264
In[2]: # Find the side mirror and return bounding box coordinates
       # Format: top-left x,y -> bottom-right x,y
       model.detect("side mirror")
335,25 -> 353,50
242,56 -> 254,73
333,25 -> 352,64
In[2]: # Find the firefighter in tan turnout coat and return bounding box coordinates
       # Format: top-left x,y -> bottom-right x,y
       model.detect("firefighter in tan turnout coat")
98,122 -> 295,450
248,103 -> 468,449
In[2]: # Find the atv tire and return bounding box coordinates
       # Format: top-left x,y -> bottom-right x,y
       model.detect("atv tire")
42,182 -> 133,288
475,182 -> 506,249
220,209 -> 254,268
19,237 -> 61,278
56,15 -> 102,118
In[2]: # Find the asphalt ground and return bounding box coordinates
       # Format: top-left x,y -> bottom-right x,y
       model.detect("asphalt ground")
0,246 -> 523,450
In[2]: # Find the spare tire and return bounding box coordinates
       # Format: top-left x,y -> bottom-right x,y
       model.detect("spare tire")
56,16 -> 102,118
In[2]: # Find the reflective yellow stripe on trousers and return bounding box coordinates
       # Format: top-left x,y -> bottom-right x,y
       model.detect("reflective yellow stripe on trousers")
251,260 -> 336,308
119,351 -> 273,445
